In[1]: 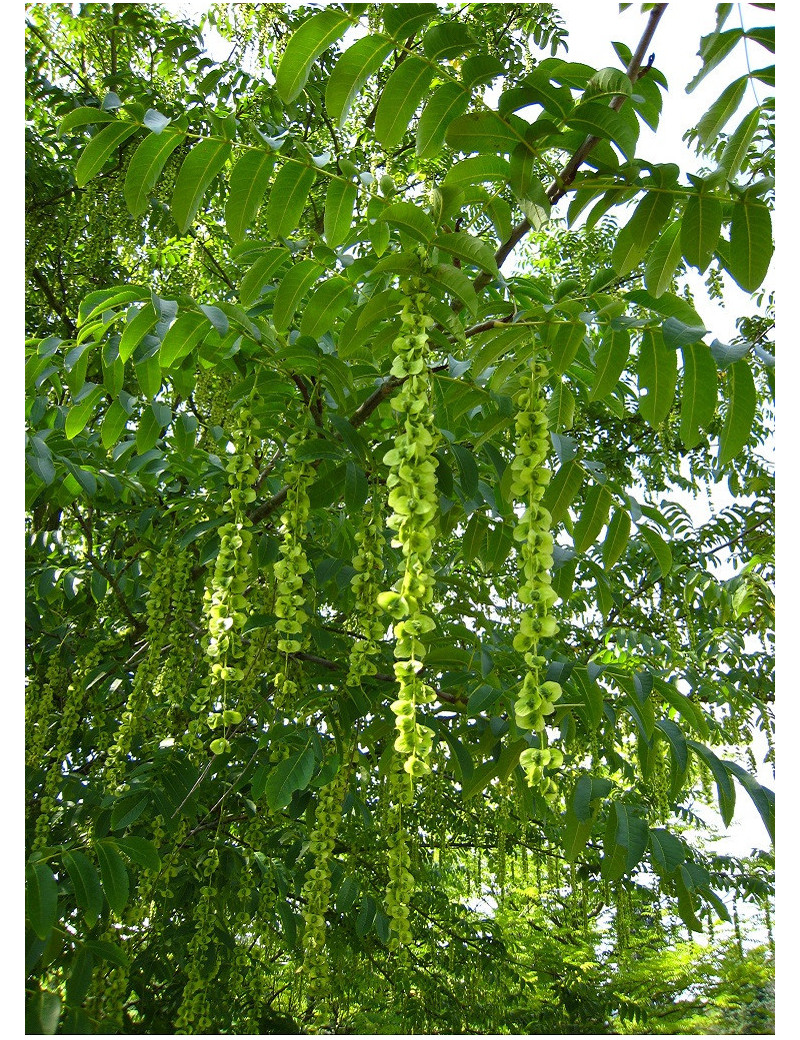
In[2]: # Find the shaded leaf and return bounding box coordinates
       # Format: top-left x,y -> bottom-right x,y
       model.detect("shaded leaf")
375,56 -> 434,150
75,121 -> 139,188
718,358 -> 756,465
26,862 -> 58,941
680,342 -> 718,448
276,10 -> 353,103
326,34 -> 394,124
171,139 -> 231,233
124,129 -> 184,217
638,328 -> 677,427
265,162 -> 316,239
225,150 -> 276,244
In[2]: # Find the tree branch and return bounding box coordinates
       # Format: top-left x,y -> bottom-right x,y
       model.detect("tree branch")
480,4 -> 669,285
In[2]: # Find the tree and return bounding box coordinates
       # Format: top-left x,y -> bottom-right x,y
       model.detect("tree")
24,2 -> 774,1033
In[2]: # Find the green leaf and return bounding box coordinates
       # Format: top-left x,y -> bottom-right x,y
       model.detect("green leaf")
570,670 -> 605,731
611,191 -> 674,275
66,385 -> 105,440
547,317 -> 586,375
445,111 -> 526,155
433,231 -> 498,275
300,276 -> 353,339
572,775 -> 613,821
443,155 -> 511,189
110,789 -> 151,831
382,3 -> 438,39
645,219 -> 683,297
101,398 -> 131,449
661,317 -> 707,351
135,353 -> 162,399
225,150 -> 276,244
95,840 -> 130,914
171,139 -> 232,233
326,34 -> 394,124
375,56 -> 434,150
680,193 -> 723,273
687,741 -> 736,826
696,75 -> 748,147
462,760 -> 498,800
639,525 -> 672,576
112,836 -> 162,872
344,460 -> 369,512
680,342 -> 718,448
567,101 -> 638,159
500,70 -> 573,122
626,289 -> 704,328
416,82 -> 470,159
26,862 -> 58,940
272,259 -> 322,332
75,121 -> 139,187
718,105 -> 762,177
84,939 -> 130,968
602,507 -> 631,569
266,161 -> 316,239
59,106 -> 116,133
638,328 -> 677,428
119,303 -> 158,362
718,359 -> 756,466
727,198 -> 773,292
563,813 -> 594,863
239,247 -> 290,307
428,263 -> 478,314
422,21 -> 474,61
124,129 -> 184,217
648,827 -> 686,877
542,459 -> 585,527
654,718 -> 689,795
546,380 -> 575,432
653,678 -> 710,739
602,802 -> 649,881
276,10 -> 353,103
264,747 -> 316,811
136,404 -> 163,453
375,202 -> 434,244
687,29 -> 743,92
324,177 -> 358,247
724,761 -> 774,842
62,850 -> 104,927
589,327 -> 629,401
159,312 -> 209,368
573,484 -> 613,554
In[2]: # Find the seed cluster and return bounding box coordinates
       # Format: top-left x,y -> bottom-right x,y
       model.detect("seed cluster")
301,761 -> 351,1015
509,361 -> 562,738
33,638 -> 112,850
25,651 -> 68,767
174,846 -> 221,1033
379,289 -> 440,778
193,407 -> 259,753
346,488 -> 386,688
519,746 -> 564,805
273,428 -> 315,704
385,755 -> 415,954
106,547 -> 175,790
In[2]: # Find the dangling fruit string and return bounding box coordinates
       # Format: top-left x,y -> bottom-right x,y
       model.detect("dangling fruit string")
378,282 -> 440,779
508,358 -> 563,803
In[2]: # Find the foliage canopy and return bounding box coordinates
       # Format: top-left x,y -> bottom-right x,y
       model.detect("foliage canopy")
24,2 -> 775,1033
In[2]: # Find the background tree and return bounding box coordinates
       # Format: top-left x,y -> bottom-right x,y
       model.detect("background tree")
25,2 -> 774,1034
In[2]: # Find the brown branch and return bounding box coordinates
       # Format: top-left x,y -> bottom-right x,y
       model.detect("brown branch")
29,266 -> 76,336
